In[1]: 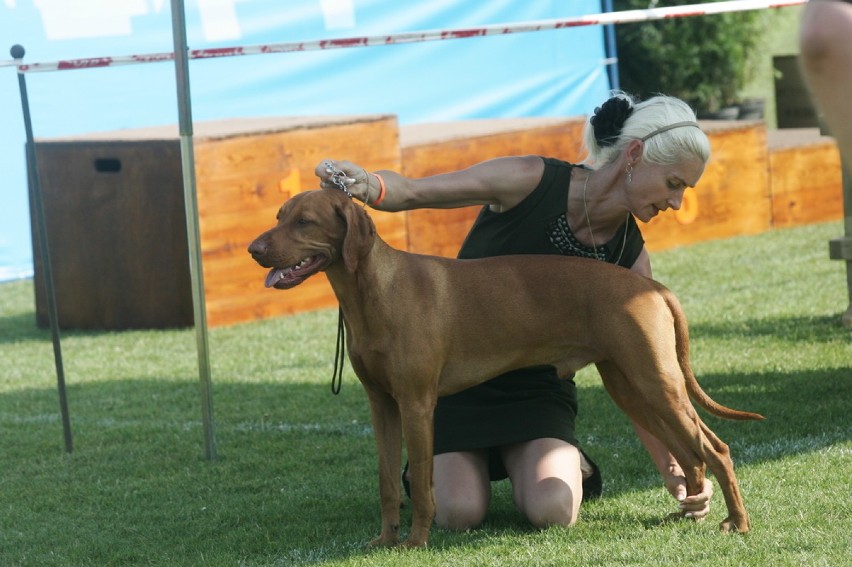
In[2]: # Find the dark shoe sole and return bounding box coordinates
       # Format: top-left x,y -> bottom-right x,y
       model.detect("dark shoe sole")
580,449 -> 603,500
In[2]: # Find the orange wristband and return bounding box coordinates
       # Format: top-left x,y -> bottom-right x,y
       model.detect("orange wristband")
371,172 -> 387,207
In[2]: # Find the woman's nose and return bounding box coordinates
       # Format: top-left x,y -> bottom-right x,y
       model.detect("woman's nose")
668,189 -> 685,210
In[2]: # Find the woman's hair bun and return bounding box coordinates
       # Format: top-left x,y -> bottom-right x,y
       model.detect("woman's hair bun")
590,96 -> 634,147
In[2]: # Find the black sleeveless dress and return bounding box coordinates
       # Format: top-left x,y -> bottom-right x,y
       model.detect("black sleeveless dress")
433,157 -> 645,480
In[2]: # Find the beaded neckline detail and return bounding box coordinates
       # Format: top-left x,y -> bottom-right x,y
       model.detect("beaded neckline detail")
546,215 -> 607,261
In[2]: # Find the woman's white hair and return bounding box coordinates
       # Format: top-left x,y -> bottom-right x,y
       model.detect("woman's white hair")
583,92 -> 711,168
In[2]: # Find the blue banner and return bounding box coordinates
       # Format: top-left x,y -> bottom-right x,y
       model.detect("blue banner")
0,0 -> 611,280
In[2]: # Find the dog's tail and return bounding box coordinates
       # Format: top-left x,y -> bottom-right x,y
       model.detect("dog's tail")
665,290 -> 765,421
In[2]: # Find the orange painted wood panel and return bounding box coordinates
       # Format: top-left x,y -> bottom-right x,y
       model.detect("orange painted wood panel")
193,115 -> 403,327
400,117 -> 587,257
767,129 -> 843,228
642,121 -> 772,252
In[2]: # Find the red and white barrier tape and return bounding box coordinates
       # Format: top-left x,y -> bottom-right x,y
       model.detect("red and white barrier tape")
3,0 -> 806,73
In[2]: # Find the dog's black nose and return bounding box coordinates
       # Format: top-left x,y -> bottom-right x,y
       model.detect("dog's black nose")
248,240 -> 268,257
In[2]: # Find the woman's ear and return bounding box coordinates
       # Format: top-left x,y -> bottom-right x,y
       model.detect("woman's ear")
625,138 -> 644,165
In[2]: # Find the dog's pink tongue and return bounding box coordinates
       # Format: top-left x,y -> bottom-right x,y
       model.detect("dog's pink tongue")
264,268 -> 285,288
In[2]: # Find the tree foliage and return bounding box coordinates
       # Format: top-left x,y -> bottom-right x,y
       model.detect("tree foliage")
613,0 -> 764,113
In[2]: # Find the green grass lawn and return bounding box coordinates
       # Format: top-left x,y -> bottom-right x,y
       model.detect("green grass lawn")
1,221 -> 850,566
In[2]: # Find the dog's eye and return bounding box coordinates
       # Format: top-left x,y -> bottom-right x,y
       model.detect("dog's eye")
296,218 -> 312,226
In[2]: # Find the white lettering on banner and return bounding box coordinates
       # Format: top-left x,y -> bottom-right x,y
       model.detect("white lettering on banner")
197,0 -> 246,42
33,0 -> 148,40
320,0 -> 356,30
21,0 -> 252,42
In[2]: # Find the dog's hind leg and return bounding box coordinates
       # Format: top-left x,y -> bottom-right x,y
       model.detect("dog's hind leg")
596,361 -> 750,531
640,410 -> 750,533
622,373 -> 749,532
596,361 -> 705,480
696,419 -> 750,533
364,387 -> 403,547
615,362 -> 751,533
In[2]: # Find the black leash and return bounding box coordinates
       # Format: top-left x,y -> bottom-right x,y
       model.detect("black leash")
332,306 -> 346,395
323,161 -> 352,395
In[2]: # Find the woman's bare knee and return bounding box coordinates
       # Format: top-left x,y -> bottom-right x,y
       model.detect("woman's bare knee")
800,2 -> 848,64
433,451 -> 490,531
518,478 -> 579,529
435,497 -> 488,530
503,439 -> 584,528
800,23 -> 832,62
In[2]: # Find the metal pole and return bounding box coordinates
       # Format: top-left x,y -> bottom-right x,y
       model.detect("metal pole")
169,1 -> 217,460
10,44 -> 73,453
602,0 -> 621,91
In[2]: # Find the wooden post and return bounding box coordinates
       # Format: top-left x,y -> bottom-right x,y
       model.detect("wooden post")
828,161 -> 852,328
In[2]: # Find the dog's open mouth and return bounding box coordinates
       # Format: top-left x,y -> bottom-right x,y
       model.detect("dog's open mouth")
264,255 -> 326,289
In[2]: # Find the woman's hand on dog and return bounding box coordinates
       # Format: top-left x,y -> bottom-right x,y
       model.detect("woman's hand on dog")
664,465 -> 714,520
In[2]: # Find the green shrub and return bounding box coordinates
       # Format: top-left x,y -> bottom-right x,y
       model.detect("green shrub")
613,0 -> 764,114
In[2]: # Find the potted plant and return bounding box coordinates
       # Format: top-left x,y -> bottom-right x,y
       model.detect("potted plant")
612,0 -> 765,119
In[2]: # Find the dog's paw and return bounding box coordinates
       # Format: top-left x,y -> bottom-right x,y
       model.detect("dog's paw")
399,537 -> 428,549
367,533 -> 400,548
719,515 -> 750,534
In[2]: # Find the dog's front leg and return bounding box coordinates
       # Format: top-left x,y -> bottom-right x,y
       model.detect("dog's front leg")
398,397 -> 437,548
364,387 -> 403,548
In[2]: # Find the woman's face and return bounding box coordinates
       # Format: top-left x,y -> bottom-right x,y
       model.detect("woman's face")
629,156 -> 706,223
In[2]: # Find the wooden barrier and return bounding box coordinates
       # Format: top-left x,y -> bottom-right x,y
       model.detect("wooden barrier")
399,119 -> 818,255
644,123 -> 844,251
767,128 -> 844,228
33,139 -> 192,329
641,120 -> 773,251
33,115 -> 402,329
32,115 -> 845,329
400,117 -> 586,257
192,116 -> 403,327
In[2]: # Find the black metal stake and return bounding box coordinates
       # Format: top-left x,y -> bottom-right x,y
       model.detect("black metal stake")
11,44 -> 73,453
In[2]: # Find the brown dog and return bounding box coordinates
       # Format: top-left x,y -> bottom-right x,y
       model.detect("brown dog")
248,188 -> 763,548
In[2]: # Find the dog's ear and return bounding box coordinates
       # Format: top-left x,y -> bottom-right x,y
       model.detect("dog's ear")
335,198 -> 376,273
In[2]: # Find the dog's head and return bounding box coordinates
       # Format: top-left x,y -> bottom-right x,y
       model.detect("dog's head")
247,189 -> 375,289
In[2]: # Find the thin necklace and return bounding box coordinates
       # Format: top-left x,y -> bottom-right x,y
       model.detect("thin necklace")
581,171 -> 599,256
581,168 -> 630,265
